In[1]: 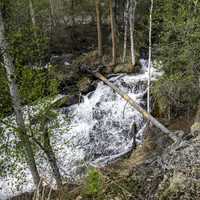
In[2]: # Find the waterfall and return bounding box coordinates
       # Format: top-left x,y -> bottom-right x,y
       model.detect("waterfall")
53,63 -> 162,176
0,63 -> 162,198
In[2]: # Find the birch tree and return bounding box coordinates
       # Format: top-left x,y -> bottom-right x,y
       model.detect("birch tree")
96,0 -> 103,62
122,0 -> 130,63
147,0 -> 153,113
0,11 -> 41,187
109,0 -> 117,66
29,0 -> 36,27
129,0 -> 137,68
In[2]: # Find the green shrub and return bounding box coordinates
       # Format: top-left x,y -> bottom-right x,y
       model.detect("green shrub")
152,73 -> 200,118
82,168 -> 104,199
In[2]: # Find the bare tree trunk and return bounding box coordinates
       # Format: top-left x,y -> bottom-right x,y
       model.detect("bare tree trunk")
0,11 -> 41,187
81,65 -> 177,142
49,0 -> 55,27
29,0 -> 36,27
43,128 -> 62,188
122,0 -> 129,63
96,0 -> 103,62
71,0 -> 75,26
129,0 -> 137,68
109,0 -> 117,66
147,0 -> 153,113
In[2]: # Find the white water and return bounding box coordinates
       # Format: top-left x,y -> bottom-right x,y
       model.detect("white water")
0,62 -> 162,199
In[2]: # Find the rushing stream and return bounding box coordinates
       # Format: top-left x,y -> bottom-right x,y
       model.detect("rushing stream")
0,62 -> 162,198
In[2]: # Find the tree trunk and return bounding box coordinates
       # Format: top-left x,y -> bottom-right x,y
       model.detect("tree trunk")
71,0 -> 75,26
29,0 -> 36,27
0,11 -> 41,187
96,0 -> 103,62
43,128 -> 62,188
81,65 -> 177,142
109,0 -> 117,66
49,0 -> 55,27
122,0 -> 129,63
147,0 -> 153,113
129,0 -> 137,68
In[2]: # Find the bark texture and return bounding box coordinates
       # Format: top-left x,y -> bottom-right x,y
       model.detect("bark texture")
147,0 -> 153,113
43,128 -> 63,188
109,0 -> 117,66
129,0 -> 137,67
29,0 -> 36,27
96,0 -> 103,61
122,0 -> 130,63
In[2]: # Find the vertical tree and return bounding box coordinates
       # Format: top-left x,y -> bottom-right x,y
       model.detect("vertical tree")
109,0 -> 117,66
129,0 -> 137,68
96,0 -> 103,62
29,0 -> 36,27
49,0 -> 55,27
147,0 -> 153,113
122,0 -> 130,63
0,10 -> 41,187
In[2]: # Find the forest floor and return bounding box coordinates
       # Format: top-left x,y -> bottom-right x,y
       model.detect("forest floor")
9,111 -> 200,200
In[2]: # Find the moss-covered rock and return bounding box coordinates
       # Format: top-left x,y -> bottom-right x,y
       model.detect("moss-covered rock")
77,77 -> 93,94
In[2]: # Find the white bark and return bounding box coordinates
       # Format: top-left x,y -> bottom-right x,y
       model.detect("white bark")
129,0 -> 137,66
147,0 -> 153,113
0,11 -> 41,187
109,0 -> 117,65
122,0 -> 130,63
96,0 -> 103,61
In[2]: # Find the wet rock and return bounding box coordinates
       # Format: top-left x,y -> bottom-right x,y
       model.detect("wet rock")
77,77 -> 94,94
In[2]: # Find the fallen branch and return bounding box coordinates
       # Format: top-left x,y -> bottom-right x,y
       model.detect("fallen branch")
81,65 -> 177,142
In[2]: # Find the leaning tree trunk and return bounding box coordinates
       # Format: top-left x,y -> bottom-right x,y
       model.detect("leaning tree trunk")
80,65 -> 178,142
0,11 -> 41,187
109,0 -> 117,66
43,128 -> 62,188
129,0 -> 137,68
96,0 -> 103,62
122,0 -> 130,63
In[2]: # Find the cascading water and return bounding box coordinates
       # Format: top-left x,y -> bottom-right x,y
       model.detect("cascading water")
0,62 -> 163,198
53,63 -> 162,175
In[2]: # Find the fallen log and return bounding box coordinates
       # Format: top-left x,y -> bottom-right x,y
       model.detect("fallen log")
81,65 -> 177,142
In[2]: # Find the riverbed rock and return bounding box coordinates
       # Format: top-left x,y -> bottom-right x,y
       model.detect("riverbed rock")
77,77 -> 93,94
